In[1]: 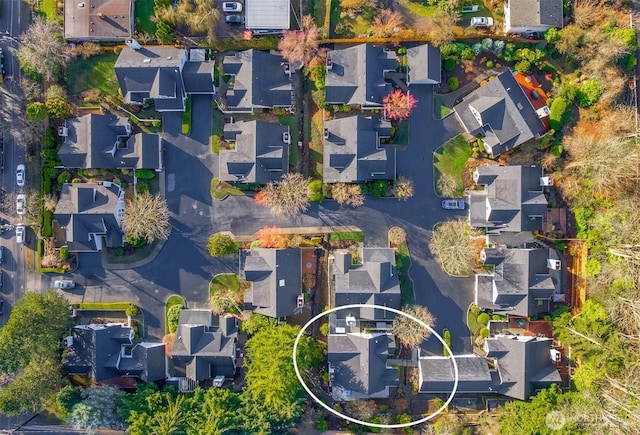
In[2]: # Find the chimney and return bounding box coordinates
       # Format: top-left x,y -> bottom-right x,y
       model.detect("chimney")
97,12 -> 104,18
125,39 -> 142,50
323,128 -> 329,139
547,259 -> 562,270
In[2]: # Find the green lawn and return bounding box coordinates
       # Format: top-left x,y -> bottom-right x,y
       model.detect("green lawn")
211,177 -> 244,200
433,95 -> 453,120
330,231 -> 364,242
406,1 -> 437,17
460,1 -> 494,18
210,274 -> 240,296
312,0 -> 327,27
106,241 -> 158,265
66,53 -> 119,98
394,121 -> 409,145
40,0 -> 58,21
396,241 -> 415,306
165,295 -> 186,334
279,114 -> 299,166
73,302 -> 132,310
467,309 -> 478,333
134,0 -> 157,36
433,134 -> 472,197
182,95 -> 192,135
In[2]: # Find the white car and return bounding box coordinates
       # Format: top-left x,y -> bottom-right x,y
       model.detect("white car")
16,164 -> 25,187
54,280 -> 76,289
222,2 -> 242,12
16,194 -> 26,216
470,16 -> 493,27
15,225 -> 25,244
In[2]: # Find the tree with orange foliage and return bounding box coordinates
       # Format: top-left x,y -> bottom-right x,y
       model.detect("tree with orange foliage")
278,15 -> 320,67
383,90 -> 418,121
254,226 -> 289,249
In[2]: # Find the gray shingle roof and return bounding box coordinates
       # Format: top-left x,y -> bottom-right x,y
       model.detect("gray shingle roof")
485,334 -> 561,400
58,114 -> 161,170
469,165 -> 547,233
63,323 -> 166,383
64,0 -> 133,40
323,116 -> 395,183
476,247 -> 561,317
218,120 -> 289,184
240,248 -> 302,318
333,248 -> 401,321
418,355 -> 497,393
54,183 -> 125,252
406,44 -> 442,85
115,47 -> 186,111
222,50 -> 293,111
507,0 -> 563,29
182,60 -> 215,94
454,71 -> 545,156
171,310 -> 238,382
328,332 -> 398,400
325,44 -> 396,107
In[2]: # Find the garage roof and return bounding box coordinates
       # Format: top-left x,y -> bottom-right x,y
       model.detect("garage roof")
245,0 -> 290,30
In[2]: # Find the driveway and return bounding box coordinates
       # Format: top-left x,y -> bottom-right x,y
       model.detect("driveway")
71,90 -> 473,353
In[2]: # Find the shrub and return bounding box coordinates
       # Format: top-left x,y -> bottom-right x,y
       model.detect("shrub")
120,168 -> 130,175
472,43 -> 482,56
136,181 -> 150,194
43,177 -> 52,194
544,27 -> 561,42
319,322 -> 329,336
135,169 -> 156,179
322,183 -> 332,198
368,180 -> 389,197
481,38 -> 493,52
515,60 -> 532,73
43,128 -> 56,149
479,327 -> 489,338
57,171 -> 72,184
549,97 -> 570,131
461,47 -> 475,60
41,209 -> 53,237
444,58 -> 456,72
71,178 -> 81,183
308,179 -> 324,202
448,77 -> 459,91
443,329 -> 452,356
125,304 -> 139,317
315,418 -> 328,432
471,304 -> 481,315
503,43 -> 517,61
577,80 -> 604,108
486,60 -> 494,68
26,102 -> 47,121
207,233 -> 239,257
121,180 -> 129,189
477,312 -> 490,325
492,40 -> 505,55
551,144 -> 563,156
60,245 -> 69,260
166,304 -> 184,333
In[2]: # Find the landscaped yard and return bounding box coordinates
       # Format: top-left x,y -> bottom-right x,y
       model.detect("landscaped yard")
165,294 -> 186,334
433,95 -> 453,120
209,273 -> 240,296
39,0 -> 58,21
433,134 -> 472,197
134,0 -> 157,36
330,231 -> 364,243
211,178 -> 244,200
72,302 -> 132,310
404,0 -> 437,17
66,53 -> 120,99
105,241 -> 158,265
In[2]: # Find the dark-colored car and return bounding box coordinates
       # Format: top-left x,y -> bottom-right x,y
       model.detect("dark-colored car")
226,14 -> 244,24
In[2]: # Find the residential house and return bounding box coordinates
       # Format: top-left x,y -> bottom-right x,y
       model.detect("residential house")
323,116 -> 396,183
221,49 -> 293,113
475,246 -> 563,318
54,182 -> 125,252
504,0 -> 563,34
57,113 -> 162,171
64,0 -> 133,41
219,120 -> 290,184
171,310 -> 239,385
418,335 -> 561,401
333,248 -> 401,322
245,0 -> 290,30
406,44 -> 442,85
453,71 -> 549,157
328,330 -> 399,401
63,323 -> 166,387
115,41 -> 215,112
468,165 -> 548,234
240,248 -> 303,319
325,44 -> 396,108
485,334 -> 562,400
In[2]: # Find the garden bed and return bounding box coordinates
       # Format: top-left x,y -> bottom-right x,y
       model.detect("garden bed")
105,240 -> 158,265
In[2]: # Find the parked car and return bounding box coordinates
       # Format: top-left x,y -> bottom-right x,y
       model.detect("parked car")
54,280 -> 76,289
222,2 -> 242,12
15,225 -> 25,244
0,246 -> 3,264
470,16 -> 493,27
16,164 -> 25,187
442,199 -> 466,210
16,194 -> 26,215
226,14 -> 244,24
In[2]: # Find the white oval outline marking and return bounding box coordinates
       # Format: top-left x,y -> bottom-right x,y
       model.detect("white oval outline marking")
292,303 -> 459,429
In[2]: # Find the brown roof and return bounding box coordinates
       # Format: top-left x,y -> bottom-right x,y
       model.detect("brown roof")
64,0 -> 133,40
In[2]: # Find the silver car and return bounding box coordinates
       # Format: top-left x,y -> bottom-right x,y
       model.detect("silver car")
15,225 -> 25,244
222,1 -> 242,12
16,164 -> 25,187
16,194 -> 26,215
54,280 -> 76,289
470,16 -> 494,27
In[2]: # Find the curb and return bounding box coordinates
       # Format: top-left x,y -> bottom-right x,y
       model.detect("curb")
102,238 -> 168,270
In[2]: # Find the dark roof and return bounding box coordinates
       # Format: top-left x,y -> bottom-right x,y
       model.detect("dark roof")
476,247 -> 561,317
115,47 -> 186,111
325,44 -> 396,107
63,323 -> 166,383
218,120 -> 289,184
64,0 -> 133,40
54,183 -> 125,252
182,61 -> 215,94
240,248 -> 302,318
406,44 -> 442,85
468,165 -> 547,233
418,356 -> 498,393
222,50 -> 293,111
334,248 -> 401,321
506,0 -> 563,29
485,334 -> 561,400
58,114 -> 161,170
454,71 -> 546,156
328,332 -> 398,400
323,116 -> 395,183
171,310 -> 238,382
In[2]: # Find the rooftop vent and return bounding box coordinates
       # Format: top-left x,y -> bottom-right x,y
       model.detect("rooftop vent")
77,2 -> 85,8
345,316 -> 356,327
327,58 -> 333,70
97,12 -> 104,18
323,128 -> 329,139
125,39 -> 142,50
143,59 -> 151,63
547,259 -> 562,270
58,126 -> 68,137
282,131 -> 291,144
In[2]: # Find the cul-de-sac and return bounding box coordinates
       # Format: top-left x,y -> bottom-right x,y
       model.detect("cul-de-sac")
0,0 -> 639,432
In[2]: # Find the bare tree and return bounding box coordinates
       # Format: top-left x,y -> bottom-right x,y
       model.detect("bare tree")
344,400 -> 376,421
392,305 -> 436,349
340,0 -> 374,10
156,0 -> 219,42
122,192 -> 171,244
371,10 -> 404,38
388,226 -> 406,247
436,173 -> 459,198
393,176 -> 414,201
254,173 -> 310,217
210,287 -> 243,315
43,194 -> 58,212
18,17 -> 73,82
330,183 -> 365,207
429,9 -> 459,47
573,0 -> 599,29
429,219 -> 478,276
278,15 -> 320,67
